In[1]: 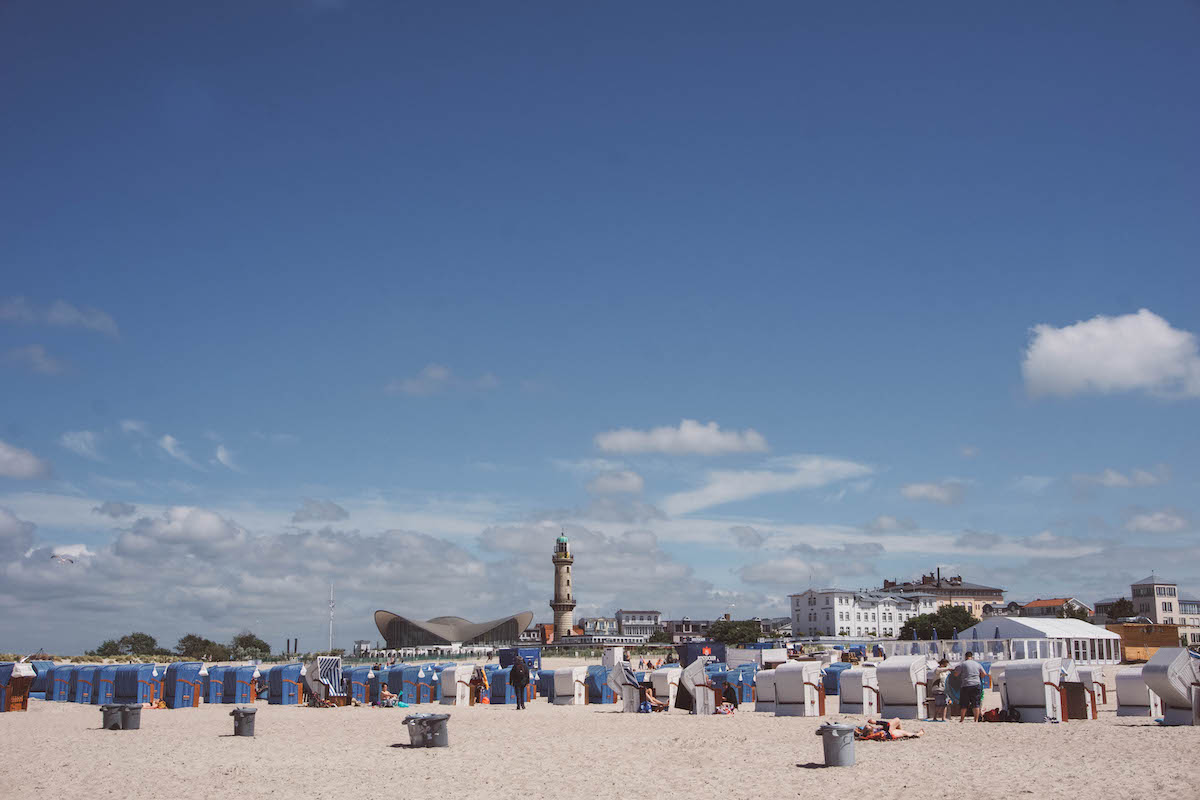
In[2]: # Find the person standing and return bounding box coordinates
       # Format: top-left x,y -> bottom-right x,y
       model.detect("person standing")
510,656 -> 530,710
929,658 -> 951,721
954,651 -> 984,722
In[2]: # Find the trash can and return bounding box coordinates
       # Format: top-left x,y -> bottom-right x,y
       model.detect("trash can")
403,713 -> 450,748
815,722 -> 856,767
101,704 -> 124,730
231,707 -> 257,737
121,704 -> 142,730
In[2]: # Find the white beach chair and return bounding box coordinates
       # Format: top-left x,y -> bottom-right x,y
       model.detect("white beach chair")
1002,658 -> 1089,722
877,655 -> 928,719
838,666 -> 880,716
1141,648 -> 1200,726
552,667 -> 587,705
679,659 -> 717,715
753,668 -> 775,713
1076,666 -> 1107,706
651,666 -> 681,709
438,664 -> 475,706
1114,665 -> 1162,717
606,662 -> 641,712
773,661 -> 824,717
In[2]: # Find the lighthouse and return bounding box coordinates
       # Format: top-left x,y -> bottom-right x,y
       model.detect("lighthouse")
550,532 -> 576,639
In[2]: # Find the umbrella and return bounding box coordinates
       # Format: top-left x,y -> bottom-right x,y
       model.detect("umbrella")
952,628 -> 960,640
931,628 -> 938,641
993,626 -> 1000,640
912,628 -> 918,641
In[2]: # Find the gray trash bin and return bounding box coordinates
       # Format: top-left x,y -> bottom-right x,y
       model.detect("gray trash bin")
121,705 -> 143,730
815,722 -> 856,767
101,704 -> 124,730
230,707 -> 257,736
403,713 -> 450,748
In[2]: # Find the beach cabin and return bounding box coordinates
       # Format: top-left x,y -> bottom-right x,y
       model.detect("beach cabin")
72,665 -> 99,704
223,666 -> 258,703
0,663 -> 35,712
205,666 -> 231,703
1141,648 -> 1200,726
774,661 -> 824,717
29,661 -> 54,699
552,667 -> 588,705
753,669 -> 776,713
163,662 -> 203,708
1000,658 -> 1091,723
839,667 -> 880,716
877,655 -> 928,719
679,658 -> 718,715
268,663 -> 304,705
113,664 -> 158,705
91,665 -> 118,704
440,664 -> 474,706
651,666 -> 681,709
1115,664 -> 1163,717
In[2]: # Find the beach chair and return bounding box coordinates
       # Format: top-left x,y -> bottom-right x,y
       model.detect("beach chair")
753,668 -> 776,713
651,666 -> 681,709
774,661 -> 825,717
113,664 -> 159,705
223,666 -> 258,703
48,665 -> 74,702
584,665 -> 616,704
606,662 -> 640,712
205,666 -> 230,704
302,656 -> 346,706
679,658 -> 718,715
439,663 -> 475,706
552,667 -> 588,705
268,663 -> 304,705
163,662 -> 203,708
346,666 -> 372,704
839,667 -> 880,716
877,656 -> 928,719
1001,658 -> 1090,723
1141,648 -> 1200,726
28,661 -> 54,699
91,665 -> 118,705
71,665 -> 97,704
1076,666 -> 1107,706
0,663 -> 36,712
1115,664 -> 1162,717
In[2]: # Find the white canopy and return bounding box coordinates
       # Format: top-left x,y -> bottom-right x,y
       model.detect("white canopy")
961,617 -> 1120,640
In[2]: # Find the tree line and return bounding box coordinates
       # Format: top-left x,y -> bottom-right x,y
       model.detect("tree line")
89,631 -> 272,661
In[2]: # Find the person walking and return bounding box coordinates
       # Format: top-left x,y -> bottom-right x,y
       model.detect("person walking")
510,656 -> 530,710
954,651 -> 984,722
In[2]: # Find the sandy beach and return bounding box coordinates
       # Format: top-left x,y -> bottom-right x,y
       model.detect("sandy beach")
2,660 -> 1196,800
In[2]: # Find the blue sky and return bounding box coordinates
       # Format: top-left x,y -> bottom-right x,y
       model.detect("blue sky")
2,1 -> 1198,654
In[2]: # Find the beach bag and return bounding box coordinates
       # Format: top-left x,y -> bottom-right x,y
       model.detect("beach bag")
982,708 -> 1004,723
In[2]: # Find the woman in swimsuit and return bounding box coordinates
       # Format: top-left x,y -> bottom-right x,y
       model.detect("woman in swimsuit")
863,718 -> 925,739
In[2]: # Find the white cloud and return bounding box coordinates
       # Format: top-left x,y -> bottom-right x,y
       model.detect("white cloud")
214,444 -> 241,472
251,431 -> 299,444
901,480 -> 966,505
1073,466 -> 1168,488
59,431 -> 103,461
92,501 -> 137,519
1125,510 -> 1188,534
732,525 -> 765,548
385,364 -> 498,396
5,344 -> 65,374
662,455 -> 873,515
595,419 -> 769,455
1012,475 -> 1054,494
586,470 -> 644,494
157,435 -> 203,470
120,420 -> 148,436
292,498 -> 350,523
0,506 -> 37,558
1023,309 -> 1200,398
864,515 -> 916,533
0,296 -> 118,337
0,439 -> 51,479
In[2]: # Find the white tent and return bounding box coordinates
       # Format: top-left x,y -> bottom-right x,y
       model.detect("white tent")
958,617 -> 1121,665
839,666 -> 879,716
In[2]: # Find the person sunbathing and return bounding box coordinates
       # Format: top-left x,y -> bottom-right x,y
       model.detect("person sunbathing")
639,684 -> 668,712
859,718 -> 925,740
378,686 -> 398,706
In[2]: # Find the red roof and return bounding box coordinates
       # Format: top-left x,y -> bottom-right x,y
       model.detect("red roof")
1023,598 -> 1072,608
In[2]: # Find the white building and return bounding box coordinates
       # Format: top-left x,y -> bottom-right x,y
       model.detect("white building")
615,609 -> 663,637
580,617 -> 619,636
789,589 -> 937,638
1130,574 -> 1200,647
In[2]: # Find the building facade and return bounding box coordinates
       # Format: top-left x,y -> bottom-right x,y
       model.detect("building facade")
878,573 -> 1005,617
1130,574 -> 1199,646
550,534 -> 577,639
664,618 -> 712,643
580,617 -> 618,636
373,610 -> 535,648
789,589 -> 936,638
615,609 -> 663,637
1020,598 -> 1093,618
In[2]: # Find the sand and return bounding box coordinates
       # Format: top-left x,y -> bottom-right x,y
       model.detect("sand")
2,660 -> 1196,800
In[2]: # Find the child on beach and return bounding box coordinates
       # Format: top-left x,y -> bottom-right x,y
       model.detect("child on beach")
930,658 -> 950,721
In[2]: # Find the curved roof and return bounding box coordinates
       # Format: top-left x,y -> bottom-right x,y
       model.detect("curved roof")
374,609 -> 534,646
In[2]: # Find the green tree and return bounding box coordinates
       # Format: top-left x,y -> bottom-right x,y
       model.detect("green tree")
118,632 -> 159,655
706,619 -> 764,645
1107,597 -> 1135,619
648,629 -> 672,644
898,606 -> 981,641
230,631 -> 271,658
176,634 -> 231,661
92,639 -> 121,657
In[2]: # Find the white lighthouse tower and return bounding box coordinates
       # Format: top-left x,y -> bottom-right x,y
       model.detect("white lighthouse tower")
551,532 -> 576,639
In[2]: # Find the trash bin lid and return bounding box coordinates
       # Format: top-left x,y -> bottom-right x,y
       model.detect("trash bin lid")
101,704 -> 123,710
817,722 -> 857,733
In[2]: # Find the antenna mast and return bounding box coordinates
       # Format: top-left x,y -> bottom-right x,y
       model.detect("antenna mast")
329,583 -> 335,652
